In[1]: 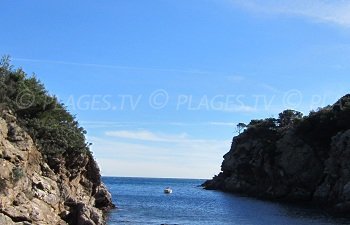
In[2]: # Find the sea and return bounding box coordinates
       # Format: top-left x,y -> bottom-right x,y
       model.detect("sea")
103,177 -> 350,225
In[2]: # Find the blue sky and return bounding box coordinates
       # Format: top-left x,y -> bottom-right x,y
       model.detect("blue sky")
1,0 -> 350,178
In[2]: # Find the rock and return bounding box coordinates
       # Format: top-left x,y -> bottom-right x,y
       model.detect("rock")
94,183 -> 115,210
203,95 -> 350,214
0,213 -> 16,225
0,113 -> 115,225
0,118 -> 8,139
314,182 -> 331,202
342,181 -> 350,201
275,130 -> 323,191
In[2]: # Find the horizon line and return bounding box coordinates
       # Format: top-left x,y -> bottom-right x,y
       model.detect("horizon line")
101,175 -> 210,180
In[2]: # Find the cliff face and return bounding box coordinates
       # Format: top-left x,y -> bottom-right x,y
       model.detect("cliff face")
0,111 -> 114,225
203,95 -> 350,213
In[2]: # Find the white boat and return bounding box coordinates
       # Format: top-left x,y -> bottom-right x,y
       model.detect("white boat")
164,187 -> 172,194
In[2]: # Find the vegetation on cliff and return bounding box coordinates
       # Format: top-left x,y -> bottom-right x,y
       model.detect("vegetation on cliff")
0,56 -> 114,225
0,56 -> 90,158
204,95 -> 350,213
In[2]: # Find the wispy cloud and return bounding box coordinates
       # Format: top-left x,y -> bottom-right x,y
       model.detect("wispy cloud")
12,57 -> 209,75
81,121 -> 237,128
105,129 -> 233,144
259,83 -> 280,93
89,134 -> 230,178
105,130 -> 189,142
230,0 -> 350,27
208,122 -> 234,126
90,134 -> 228,158
96,158 -> 220,179
219,104 -> 257,113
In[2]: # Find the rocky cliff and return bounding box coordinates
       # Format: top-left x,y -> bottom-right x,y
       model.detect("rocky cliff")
0,110 -> 115,225
203,95 -> 350,213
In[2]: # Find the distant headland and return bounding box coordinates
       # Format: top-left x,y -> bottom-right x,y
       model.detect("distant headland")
203,94 -> 350,214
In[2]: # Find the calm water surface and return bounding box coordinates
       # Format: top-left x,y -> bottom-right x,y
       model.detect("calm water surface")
103,177 -> 350,225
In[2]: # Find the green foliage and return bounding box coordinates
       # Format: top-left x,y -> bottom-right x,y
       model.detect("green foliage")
237,94 -> 350,156
233,118 -> 279,157
243,118 -> 279,147
296,97 -> 350,149
236,122 -> 247,134
278,109 -> 303,127
0,56 -> 90,158
11,167 -> 24,183
247,118 -> 278,131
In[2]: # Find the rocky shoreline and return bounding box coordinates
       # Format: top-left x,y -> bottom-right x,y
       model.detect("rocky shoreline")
203,95 -> 350,214
0,111 -> 115,225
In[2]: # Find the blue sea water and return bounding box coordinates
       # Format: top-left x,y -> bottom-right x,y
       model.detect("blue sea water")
103,177 -> 350,225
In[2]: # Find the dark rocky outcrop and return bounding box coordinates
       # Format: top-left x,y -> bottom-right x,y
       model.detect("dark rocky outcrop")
203,95 -> 350,213
0,111 -> 115,225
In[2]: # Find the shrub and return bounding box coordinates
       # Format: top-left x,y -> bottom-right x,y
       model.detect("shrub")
278,109 -> 303,127
237,94 -> 350,157
0,56 -> 91,159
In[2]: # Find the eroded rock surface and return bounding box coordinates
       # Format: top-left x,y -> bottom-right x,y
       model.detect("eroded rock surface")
0,111 -> 114,225
203,95 -> 350,213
